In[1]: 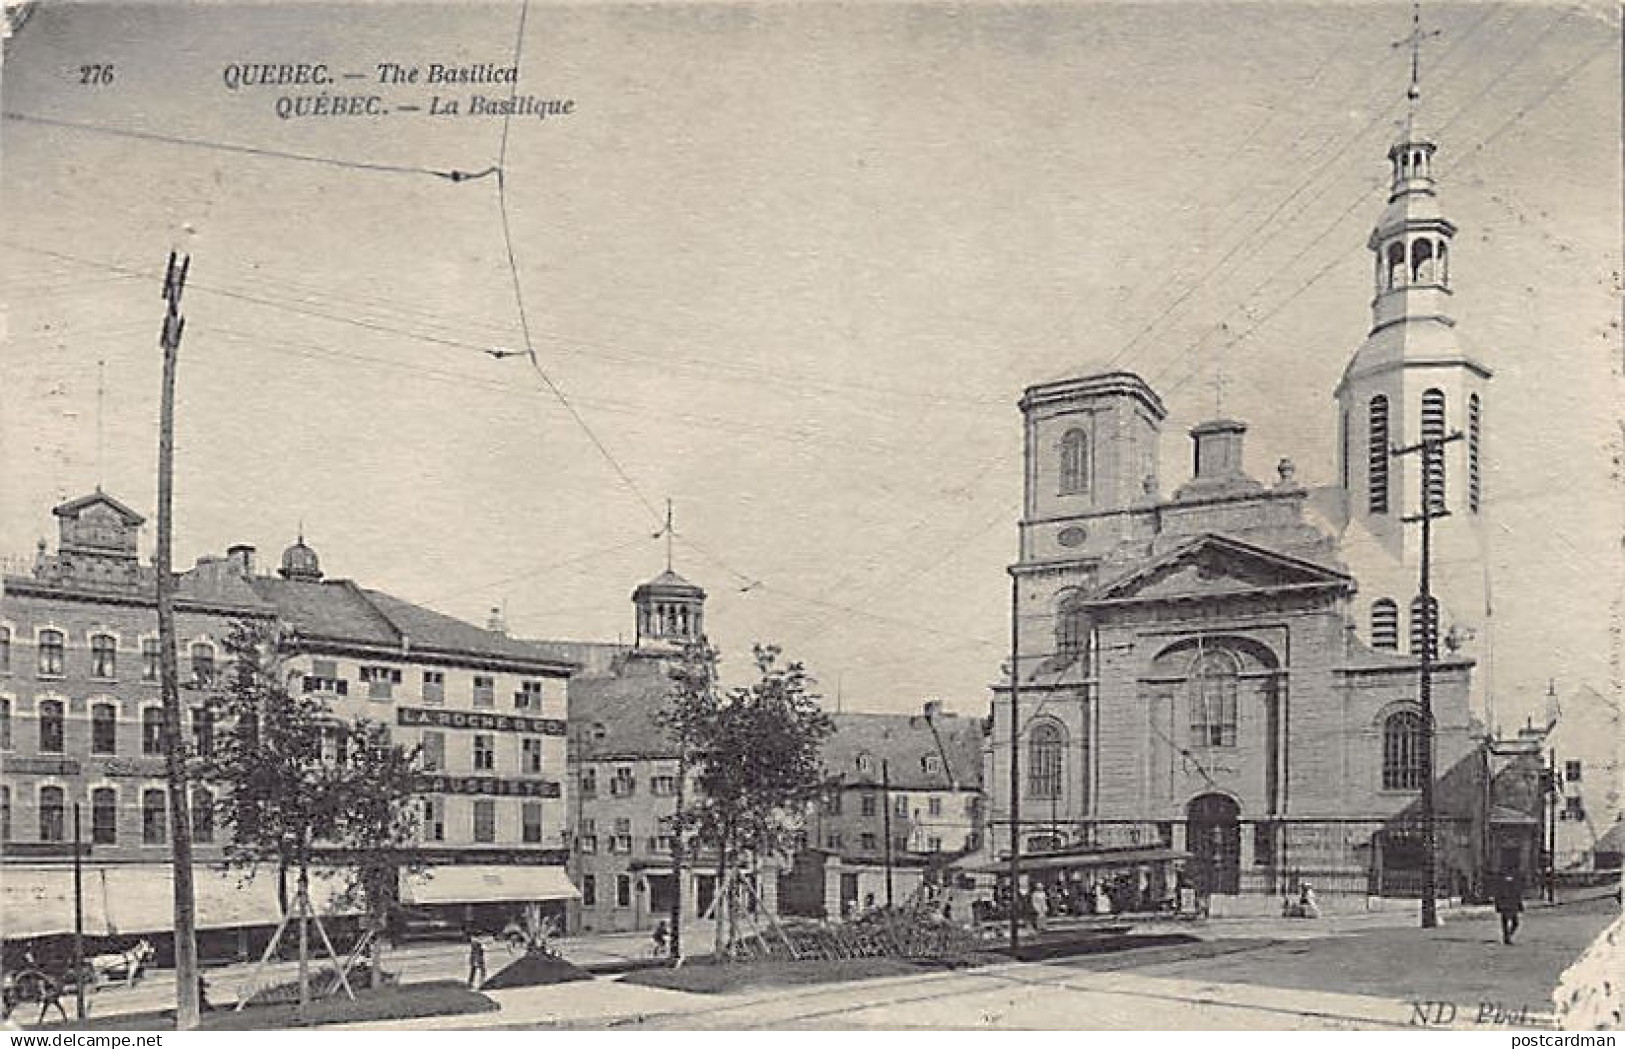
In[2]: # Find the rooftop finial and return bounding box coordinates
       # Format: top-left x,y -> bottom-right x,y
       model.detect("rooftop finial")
1392,0 -> 1439,114
653,498 -> 676,573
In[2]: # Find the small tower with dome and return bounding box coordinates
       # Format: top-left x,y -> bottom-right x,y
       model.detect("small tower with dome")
631,569 -> 705,649
278,533 -> 323,582
630,500 -> 706,649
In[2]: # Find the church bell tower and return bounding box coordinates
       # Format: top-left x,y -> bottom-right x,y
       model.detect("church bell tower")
1333,3 -> 1494,722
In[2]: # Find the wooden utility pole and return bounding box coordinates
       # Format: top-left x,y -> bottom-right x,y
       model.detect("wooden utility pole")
1546,749 -> 1558,902
156,250 -> 201,1028
72,802 -> 85,1021
1393,428 -> 1462,930
1007,570 -> 1021,949
881,759 -> 895,908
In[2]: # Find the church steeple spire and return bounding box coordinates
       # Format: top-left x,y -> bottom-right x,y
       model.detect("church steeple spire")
1363,0 -> 1456,337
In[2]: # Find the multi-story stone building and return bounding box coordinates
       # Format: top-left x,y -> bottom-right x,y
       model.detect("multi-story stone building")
2,492 -> 277,955
984,66 -> 1518,900
554,567 -> 762,933
244,537 -> 578,933
781,703 -> 984,917
1,491 -> 578,956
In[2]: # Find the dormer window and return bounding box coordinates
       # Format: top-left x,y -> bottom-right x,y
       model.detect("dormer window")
921,754 -> 942,775
855,752 -> 875,775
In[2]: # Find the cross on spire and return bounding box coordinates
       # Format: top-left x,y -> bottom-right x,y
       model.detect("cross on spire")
1392,0 -> 1441,105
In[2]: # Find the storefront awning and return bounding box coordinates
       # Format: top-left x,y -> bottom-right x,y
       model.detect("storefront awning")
2,865 -> 364,941
402,865 -> 578,906
2,866 -> 113,939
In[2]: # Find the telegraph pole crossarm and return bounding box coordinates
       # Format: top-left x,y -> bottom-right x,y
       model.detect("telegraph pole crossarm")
1393,429 -> 1463,930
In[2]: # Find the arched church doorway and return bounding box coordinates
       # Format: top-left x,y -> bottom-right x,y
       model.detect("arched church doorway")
1187,793 -> 1241,895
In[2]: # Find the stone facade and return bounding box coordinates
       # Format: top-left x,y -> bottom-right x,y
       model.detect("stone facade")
983,85 -> 1511,900
1,491 -> 578,948
557,568 -> 780,933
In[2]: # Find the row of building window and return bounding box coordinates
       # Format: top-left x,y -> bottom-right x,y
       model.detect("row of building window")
0,698 -> 215,757
824,831 -> 947,852
419,797 -> 546,845
302,661 -> 547,710
574,817 -> 673,855
0,628 -> 216,684
850,751 -> 945,777
826,792 -> 968,818
1017,677 -> 1426,796
1364,391 -> 1481,515
419,730 -> 547,775
578,873 -> 633,909
0,785 -> 215,846
577,767 -> 677,798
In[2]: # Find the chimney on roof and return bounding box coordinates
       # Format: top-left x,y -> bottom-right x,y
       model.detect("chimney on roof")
487,605 -> 507,635
226,544 -> 255,577
923,699 -> 944,719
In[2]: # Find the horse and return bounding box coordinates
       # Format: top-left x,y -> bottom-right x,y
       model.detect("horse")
87,940 -> 153,989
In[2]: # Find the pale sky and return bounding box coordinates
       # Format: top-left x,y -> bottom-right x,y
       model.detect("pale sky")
1,2 -> 1619,736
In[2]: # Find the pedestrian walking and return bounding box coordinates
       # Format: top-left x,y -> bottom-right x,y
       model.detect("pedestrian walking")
651,919 -> 670,959
466,933 -> 487,988
1028,884 -> 1049,933
1493,871 -> 1524,945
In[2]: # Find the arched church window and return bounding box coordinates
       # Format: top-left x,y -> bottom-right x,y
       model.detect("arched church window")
1027,722 -> 1063,800
1421,388 -> 1447,512
1055,595 -> 1085,664
1386,242 -> 1406,289
1370,599 -> 1399,651
1382,710 -> 1424,791
1188,650 -> 1238,748
1436,241 -> 1449,286
1059,428 -> 1089,495
1468,393 -> 1481,513
1411,239 -> 1435,284
1368,396 -> 1390,514
1409,596 -> 1439,659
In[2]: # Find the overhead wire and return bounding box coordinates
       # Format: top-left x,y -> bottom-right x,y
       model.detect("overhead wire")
0,111 -> 497,182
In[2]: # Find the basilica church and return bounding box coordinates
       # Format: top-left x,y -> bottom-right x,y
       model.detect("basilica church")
986,67 -> 1512,899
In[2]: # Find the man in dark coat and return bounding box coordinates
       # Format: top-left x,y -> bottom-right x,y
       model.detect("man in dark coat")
1492,871 -> 1524,944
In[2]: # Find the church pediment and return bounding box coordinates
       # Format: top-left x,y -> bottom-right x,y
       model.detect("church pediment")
1086,534 -> 1349,606
53,490 -> 145,526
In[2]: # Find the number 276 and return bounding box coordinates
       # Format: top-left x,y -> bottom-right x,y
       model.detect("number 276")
78,64 -> 114,85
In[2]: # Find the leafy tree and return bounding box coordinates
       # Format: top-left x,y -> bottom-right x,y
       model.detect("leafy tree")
197,622 -> 424,1009
662,643 -> 833,955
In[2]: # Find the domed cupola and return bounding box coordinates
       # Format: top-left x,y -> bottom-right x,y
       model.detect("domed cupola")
278,534 -> 323,582
632,568 -> 706,648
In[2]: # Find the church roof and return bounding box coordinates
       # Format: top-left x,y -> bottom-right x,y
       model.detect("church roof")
52,490 -> 144,525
